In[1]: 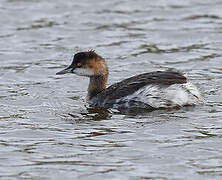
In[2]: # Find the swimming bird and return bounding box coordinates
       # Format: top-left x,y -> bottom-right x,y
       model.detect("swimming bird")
56,51 -> 201,110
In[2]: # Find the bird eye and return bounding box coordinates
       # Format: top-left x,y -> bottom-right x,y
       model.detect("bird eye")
77,63 -> 82,67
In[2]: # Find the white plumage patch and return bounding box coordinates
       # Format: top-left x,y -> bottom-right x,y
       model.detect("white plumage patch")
73,68 -> 95,77
118,82 -> 202,109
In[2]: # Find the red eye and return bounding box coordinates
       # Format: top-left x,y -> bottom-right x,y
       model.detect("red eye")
77,63 -> 82,67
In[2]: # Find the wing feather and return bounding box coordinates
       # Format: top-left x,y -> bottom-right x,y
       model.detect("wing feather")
91,71 -> 187,108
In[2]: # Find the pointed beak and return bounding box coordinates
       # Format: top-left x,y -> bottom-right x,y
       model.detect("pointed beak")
56,65 -> 74,75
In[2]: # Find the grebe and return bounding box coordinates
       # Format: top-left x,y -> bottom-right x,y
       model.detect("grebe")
56,51 -> 201,110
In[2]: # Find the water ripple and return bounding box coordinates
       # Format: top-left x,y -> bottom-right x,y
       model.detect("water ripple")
1,0 -> 222,179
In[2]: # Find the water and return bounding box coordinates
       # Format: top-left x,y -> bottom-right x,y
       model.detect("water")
0,0 -> 222,179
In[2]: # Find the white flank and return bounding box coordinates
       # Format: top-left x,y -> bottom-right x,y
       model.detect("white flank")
119,82 -> 202,108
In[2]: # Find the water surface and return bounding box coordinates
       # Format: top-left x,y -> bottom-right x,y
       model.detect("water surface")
0,0 -> 222,179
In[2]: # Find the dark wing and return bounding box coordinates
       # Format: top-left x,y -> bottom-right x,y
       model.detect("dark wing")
93,71 -> 187,106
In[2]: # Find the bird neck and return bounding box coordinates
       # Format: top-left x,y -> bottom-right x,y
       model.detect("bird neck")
87,75 -> 108,100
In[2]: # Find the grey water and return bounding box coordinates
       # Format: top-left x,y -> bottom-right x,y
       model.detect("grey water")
0,0 -> 222,179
